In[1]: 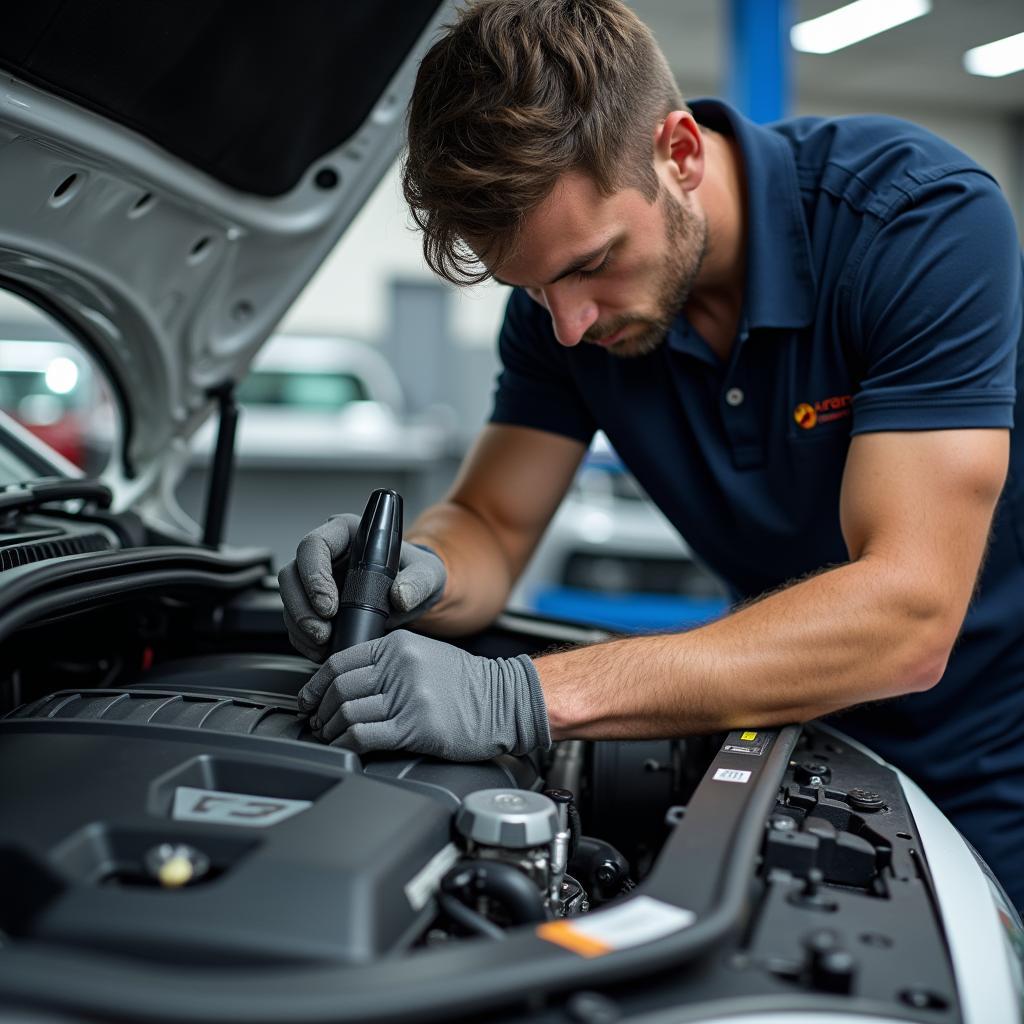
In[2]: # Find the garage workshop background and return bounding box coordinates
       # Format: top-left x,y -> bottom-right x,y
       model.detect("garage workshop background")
0,0 -> 1020,630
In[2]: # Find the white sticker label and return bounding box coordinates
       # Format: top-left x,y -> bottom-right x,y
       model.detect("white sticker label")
171,786 -> 312,828
404,843 -> 461,911
543,895 -> 695,954
713,768 -> 751,784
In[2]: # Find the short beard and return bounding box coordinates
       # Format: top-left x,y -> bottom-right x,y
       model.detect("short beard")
586,187 -> 707,359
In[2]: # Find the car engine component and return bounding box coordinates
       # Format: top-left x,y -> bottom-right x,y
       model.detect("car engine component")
451,788 -> 583,919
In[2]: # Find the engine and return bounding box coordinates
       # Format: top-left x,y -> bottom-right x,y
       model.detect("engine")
4,654 -> 567,963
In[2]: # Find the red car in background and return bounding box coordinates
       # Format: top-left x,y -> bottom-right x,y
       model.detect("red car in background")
0,339 -> 105,469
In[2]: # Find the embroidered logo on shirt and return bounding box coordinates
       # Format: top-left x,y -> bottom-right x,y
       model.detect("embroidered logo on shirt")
794,403 -> 817,429
794,394 -> 852,430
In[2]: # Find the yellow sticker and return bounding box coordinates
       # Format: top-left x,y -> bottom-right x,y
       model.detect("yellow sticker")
740,731 -> 758,741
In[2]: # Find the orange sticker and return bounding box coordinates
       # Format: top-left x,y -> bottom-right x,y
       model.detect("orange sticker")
536,897 -> 696,958
536,920 -> 612,958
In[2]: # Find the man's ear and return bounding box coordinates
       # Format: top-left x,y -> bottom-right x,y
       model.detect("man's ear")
654,110 -> 704,192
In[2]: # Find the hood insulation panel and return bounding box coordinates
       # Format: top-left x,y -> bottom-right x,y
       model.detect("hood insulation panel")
0,0 -> 443,196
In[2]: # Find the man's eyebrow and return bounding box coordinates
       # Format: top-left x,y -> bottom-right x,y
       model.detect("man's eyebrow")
492,241 -> 613,289
544,243 -> 611,285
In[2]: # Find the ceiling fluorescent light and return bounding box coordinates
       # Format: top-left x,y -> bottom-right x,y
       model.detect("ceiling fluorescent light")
963,32 -> 1024,78
791,0 -> 931,55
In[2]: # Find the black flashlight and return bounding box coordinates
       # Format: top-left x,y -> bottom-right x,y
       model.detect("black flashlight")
328,488 -> 403,654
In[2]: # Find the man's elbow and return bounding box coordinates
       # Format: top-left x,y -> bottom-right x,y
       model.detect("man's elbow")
894,605 -> 960,694
901,644 -> 951,693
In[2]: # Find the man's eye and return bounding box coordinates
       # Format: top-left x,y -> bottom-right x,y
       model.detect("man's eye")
576,253 -> 611,281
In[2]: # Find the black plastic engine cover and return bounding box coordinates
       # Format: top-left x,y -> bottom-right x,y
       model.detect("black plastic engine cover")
0,718 -> 456,966
124,653 -> 542,803
0,652 -> 544,967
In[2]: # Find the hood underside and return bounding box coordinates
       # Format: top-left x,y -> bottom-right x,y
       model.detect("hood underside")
0,0 -> 449,516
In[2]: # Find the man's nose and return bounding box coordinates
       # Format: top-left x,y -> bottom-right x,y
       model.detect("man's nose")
540,287 -> 599,347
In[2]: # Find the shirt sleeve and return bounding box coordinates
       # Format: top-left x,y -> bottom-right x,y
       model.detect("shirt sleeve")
847,170 -> 1021,435
488,288 -> 598,444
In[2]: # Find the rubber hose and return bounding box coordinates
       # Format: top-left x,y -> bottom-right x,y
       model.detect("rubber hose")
441,859 -> 549,925
436,892 -> 506,941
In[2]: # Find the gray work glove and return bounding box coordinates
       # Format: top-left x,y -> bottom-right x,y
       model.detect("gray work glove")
297,630 -> 552,761
278,513 -> 447,662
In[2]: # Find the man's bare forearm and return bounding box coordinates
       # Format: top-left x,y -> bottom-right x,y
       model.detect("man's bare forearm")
406,501 -> 517,636
536,556 -> 959,739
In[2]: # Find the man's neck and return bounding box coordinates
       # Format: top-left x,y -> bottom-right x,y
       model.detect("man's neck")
687,129 -> 748,360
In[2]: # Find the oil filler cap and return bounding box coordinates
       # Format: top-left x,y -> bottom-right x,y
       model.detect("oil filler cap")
143,842 -> 210,888
456,789 -> 558,850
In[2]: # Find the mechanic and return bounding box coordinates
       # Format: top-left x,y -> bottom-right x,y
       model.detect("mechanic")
279,0 -> 1024,909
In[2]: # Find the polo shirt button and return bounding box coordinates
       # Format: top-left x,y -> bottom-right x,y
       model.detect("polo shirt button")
725,387 -> 745,407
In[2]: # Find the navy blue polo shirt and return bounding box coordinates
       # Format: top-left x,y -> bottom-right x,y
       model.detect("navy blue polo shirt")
490,99 -> 1024,904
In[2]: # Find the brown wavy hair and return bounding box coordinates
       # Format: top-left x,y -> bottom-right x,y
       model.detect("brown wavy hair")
402,0 -> 685,285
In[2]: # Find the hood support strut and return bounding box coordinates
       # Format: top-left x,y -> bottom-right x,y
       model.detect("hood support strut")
202,383 -> 239,549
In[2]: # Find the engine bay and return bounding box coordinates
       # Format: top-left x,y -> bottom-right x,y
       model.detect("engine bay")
1,621 -> 963,1021
0,492 -> 970,1022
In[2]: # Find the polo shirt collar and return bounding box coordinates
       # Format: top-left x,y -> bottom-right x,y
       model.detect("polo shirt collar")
689,98 -> 816,331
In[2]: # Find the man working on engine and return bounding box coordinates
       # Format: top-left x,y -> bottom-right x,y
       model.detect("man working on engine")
278,0 -> 1024,908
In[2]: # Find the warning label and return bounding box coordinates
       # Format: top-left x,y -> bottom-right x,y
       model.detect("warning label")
537,896 -> 695,957
722,729 -> 771,757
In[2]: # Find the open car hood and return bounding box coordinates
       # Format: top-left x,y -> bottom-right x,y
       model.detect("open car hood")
0,1 -> 450,518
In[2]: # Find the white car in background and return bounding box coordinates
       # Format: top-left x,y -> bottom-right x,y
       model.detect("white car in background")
513,434 -> 730,631
189,333 -> 447,465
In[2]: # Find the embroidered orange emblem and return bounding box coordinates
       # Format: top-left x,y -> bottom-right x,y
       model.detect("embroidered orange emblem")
794,403 -> 817,430
794,394 -> 852,430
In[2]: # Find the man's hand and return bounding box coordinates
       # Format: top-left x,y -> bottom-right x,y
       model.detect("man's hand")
278,514 -> 447,661
297,630 -> 551,761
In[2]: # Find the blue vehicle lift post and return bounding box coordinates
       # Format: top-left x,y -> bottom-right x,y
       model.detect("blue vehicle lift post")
724,0 -> 792,124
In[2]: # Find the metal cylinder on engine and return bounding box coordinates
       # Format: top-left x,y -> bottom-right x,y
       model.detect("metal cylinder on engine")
454,789 -> 585,916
